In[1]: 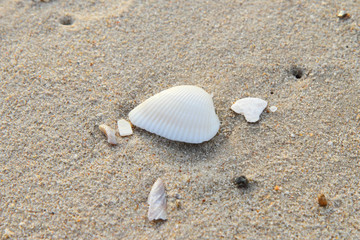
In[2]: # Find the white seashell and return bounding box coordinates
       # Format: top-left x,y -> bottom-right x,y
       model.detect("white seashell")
269,106 -> 278,112
231,97 -> 268,122
129,85 -> 220,144
99,124 -> 117,145
148,178 -> 167,221
117,119 -> 133,136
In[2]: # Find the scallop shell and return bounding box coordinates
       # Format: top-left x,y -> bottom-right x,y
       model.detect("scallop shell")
231,97 -> 267,122
129,85 -> 220,144
147,178 -> 167,221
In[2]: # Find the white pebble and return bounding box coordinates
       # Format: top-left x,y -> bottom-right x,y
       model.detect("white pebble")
231,97 -> 268,122
117,119 -> 133,136
148,178 -> 167,221
269,106 -> 278,112
99,124 -> 117,145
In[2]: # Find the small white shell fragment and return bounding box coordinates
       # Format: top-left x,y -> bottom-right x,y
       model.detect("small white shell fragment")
3,228 -> 15,238
269,106 -> 278,112
129,85 -> 220,144
337,10 -> 350,19
117,119 -> 133,136
148,178 -> 167,221
231,97 -> 268,122
99,124 -> 117,145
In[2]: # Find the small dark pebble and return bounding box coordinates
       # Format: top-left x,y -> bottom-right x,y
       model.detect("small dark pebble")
234,176 -> 249,188
59,15 -> 74,25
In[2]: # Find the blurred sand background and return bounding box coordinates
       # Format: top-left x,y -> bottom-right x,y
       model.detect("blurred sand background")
1,0 -> 360,239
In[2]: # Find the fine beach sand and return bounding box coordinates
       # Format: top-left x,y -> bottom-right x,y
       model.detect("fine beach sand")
1,0 -> 360,239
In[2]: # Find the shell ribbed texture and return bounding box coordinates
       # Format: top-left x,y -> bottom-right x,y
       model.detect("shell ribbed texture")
129,85 -> 220,144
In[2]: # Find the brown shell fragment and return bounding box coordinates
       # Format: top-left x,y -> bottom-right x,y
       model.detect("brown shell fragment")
318,194 -> 328,207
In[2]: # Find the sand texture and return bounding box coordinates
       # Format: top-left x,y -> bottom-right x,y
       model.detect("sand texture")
1,0 -> 360,239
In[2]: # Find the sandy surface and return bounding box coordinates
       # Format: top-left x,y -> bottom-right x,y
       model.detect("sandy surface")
1,0 -> 360,239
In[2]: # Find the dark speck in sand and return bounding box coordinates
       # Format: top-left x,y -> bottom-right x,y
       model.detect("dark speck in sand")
59,15 -> 74,25
290,66 -> 304,79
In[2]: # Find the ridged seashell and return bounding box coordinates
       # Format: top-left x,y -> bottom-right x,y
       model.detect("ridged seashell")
117,119 -> 133,136
231,97 -> 267,122
99,124 -> 117,145
148,178 -> 167,221
129,85 -> 220,144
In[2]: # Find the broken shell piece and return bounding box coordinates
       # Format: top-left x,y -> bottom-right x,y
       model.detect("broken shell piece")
148,178 -> 167,221
3,228 -> 15,238
99,124 -> 117,145
117,119 -> 133,136
231,97 -> 268,122
337,10 -> 350,19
